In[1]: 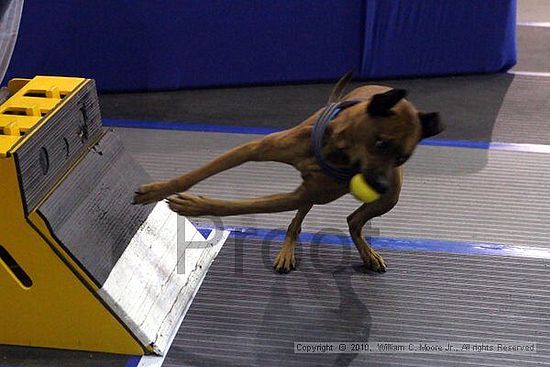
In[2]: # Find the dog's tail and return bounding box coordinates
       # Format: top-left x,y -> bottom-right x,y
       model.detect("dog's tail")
327,71 -> 353,104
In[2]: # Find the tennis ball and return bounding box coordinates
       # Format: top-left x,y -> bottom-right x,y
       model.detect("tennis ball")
349,174 -> 381,203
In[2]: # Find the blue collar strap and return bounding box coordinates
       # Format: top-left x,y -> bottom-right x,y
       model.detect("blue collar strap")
311,100 -> 360,183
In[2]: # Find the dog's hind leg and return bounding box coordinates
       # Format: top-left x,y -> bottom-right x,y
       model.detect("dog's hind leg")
133,139 -> 270,205
166,185 -> 310,217
273,203 -> 313,273
347,168 -> 402,272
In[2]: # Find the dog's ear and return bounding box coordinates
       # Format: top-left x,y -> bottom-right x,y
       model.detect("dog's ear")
367,89 -> 407,117
419,112 -> 444,139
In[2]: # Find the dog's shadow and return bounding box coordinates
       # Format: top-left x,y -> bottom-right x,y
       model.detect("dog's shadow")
254,259 -> 372,367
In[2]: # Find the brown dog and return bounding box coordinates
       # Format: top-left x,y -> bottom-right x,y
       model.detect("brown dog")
133,73 -> 444,273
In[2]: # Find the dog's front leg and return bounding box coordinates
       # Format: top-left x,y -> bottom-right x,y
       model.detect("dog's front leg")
347,199 -> 397,273
347,169 -> 402,272
134,139 -> 266,205
273,204 -> 313,273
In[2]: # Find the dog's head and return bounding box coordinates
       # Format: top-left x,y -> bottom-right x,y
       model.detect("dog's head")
331,88 -> 444,193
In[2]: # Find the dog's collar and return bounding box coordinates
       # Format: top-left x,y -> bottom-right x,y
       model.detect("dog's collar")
311,100 -> 360,183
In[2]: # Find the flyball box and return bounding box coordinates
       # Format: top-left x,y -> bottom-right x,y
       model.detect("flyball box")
0,76 -> 218,355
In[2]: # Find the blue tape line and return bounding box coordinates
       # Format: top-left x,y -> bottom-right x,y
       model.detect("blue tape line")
0,356 -> 140,367
198,228 -> 213,239
103,119 -> 279,135
200,225 -> 550,260
420,138 -> 490,150
103,118 -> 550,154
124,356 -> 141,367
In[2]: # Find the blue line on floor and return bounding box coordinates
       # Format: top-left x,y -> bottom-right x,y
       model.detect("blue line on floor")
198,225 -> 550,260
104,118 -> 550,154
124,356 -> 141,367
104,118 -> 280,135
420,139 -> 489,149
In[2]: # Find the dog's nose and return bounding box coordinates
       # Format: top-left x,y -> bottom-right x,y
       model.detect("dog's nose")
362,171 -> 390,195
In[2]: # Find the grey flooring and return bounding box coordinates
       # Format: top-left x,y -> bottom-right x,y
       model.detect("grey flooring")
118,128 -> 550,249
99,74 -> 514,144
515,26 -> 550,73
100,73 -> 550,144
164,240 -> 550,367
517,0 -> 550,23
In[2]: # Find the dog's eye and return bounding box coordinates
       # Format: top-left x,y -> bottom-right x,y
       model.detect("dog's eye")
375,139 -> 393,152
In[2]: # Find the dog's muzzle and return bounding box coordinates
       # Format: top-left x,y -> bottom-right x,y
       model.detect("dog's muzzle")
362,170 -> 390,194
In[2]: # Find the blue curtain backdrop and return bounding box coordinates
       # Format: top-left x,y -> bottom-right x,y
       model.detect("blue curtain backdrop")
361,0 -> 517,78
4,0 -> 516,92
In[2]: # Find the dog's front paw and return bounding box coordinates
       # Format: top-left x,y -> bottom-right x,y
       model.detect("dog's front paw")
166,193 -> 210,216
362,249 -> 387,273
133,181 -> 173,205
273,248 -> 296,273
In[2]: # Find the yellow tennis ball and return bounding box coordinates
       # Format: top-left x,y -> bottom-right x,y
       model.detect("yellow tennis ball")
349,174 -> 381,203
